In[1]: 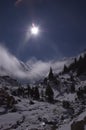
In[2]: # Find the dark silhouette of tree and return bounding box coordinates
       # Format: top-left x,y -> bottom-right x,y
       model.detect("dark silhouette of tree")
63,101 -> 70,109
17,87 -> 24,97
27,84 -> 31,98
77,55 -> 86,75
63,65 -> 68,73
7,96 -> 15,108
61,53 -> 86,75
70,74 -> 74,81
34,86 -> 40,100
45,84 -> 54,102
84,86 -> 86,94
74,58 -> 77,64
48,67 -> 54,81
70,83 -> 75,93
44,77 -> 47,85
77,88 -> 84,99
30,88 -> 34,98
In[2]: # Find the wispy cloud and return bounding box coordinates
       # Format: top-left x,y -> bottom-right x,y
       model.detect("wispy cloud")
15,0 -> 23,6
15,0 -> 48,6
0,44 -> 66,81
26,58 -> 66,80
0,44 -> 27,79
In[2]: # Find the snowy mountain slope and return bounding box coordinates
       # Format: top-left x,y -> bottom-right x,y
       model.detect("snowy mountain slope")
0,90 -> 86,130
1,44 -> 86,82
58,109 -> 86,130
0,75 -> 20,88
0,98 -> 72,130
0,55 -> 67,82
62,50 -> 86,78
0,46 -> 86,130
0,43 -> 78,81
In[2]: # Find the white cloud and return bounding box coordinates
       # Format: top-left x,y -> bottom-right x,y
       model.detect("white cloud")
0,44 -> 28,79
15,0 -> 23,6
0,44 -> 66,81
26,58 -> 67,80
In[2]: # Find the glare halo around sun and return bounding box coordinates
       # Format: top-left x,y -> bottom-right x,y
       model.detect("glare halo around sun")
30,24 -> 39,35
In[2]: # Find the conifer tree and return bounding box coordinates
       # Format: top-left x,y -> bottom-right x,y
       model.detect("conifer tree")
34,86 -> 40,100
48,67 -> 54,81
27,84 -> 31,98
45,84 -> 54,102
70,83 -> 75,93
63,65 -> 68,73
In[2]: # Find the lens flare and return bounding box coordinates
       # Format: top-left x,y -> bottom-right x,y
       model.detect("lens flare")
31,24 -> 39,35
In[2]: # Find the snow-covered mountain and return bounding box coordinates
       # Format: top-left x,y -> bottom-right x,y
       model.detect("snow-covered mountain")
2,44 -> 86,82
0,65 -> 86,130
0,44 -> 67,81
0,49 -> 86,83
1,46 -> 86,130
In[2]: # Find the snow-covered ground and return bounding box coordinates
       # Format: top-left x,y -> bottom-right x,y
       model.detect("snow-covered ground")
0,96 -> 74,130
0,92 -> 86,130
0,55 -> 86,130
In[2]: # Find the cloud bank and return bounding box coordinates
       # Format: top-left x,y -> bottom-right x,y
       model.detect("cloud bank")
0,44 -> 66,81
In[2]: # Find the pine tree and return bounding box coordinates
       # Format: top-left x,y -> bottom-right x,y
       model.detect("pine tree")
77,55 -> 83,75
17,87 -> 23,97
27,84 -> 31,98
70,83 -> 75,93
45,84 -> 54,102
34,86 -> 40,100
48,67 -> 54,81
30,88 -> 34,98
74,58 -> 77,65
63,65 -> 68,73
44,77 -> 47,85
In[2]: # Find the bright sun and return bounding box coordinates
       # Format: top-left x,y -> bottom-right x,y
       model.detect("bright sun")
31,24 -> 39,35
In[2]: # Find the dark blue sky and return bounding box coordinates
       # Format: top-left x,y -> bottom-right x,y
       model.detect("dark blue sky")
0,0 -> 86,61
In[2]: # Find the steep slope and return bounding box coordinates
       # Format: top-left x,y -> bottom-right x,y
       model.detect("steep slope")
62,50 -> 86,76
0,53 -> 86,130
0,75 -> 20,87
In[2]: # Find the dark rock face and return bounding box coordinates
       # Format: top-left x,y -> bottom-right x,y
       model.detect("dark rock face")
0,76 -> 20,86
71,118 -> 86,130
